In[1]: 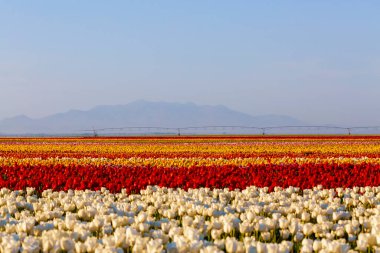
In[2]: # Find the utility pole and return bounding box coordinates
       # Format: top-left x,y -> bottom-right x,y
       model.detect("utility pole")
92,127 -> 98,137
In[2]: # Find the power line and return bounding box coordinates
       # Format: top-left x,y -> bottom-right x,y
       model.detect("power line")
80,125 -> 380,136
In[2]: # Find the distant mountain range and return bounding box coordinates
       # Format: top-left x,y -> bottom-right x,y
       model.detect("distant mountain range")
0,100 -> 305,135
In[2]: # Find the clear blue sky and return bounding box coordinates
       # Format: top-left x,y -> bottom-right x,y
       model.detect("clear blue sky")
1,1 -> 379,126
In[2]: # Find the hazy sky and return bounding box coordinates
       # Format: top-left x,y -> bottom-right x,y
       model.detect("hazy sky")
1,1 -> 379,126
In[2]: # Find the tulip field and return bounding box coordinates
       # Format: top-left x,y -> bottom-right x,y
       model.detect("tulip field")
0,136 -> 379,252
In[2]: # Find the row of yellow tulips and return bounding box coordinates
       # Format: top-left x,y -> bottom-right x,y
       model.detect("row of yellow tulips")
1,156 -> 379,168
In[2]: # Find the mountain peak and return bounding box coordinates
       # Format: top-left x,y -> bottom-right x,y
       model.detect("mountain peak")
0,101 -> 304,135
3,114 -> 32,121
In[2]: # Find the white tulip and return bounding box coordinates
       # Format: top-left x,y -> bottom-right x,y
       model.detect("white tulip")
325,232 -> 334,240
60,237 -> 75,251
138,222 -> 150,233
225,237 -> 244,253
84,237 -> 98,252
65,214 -> 76,230
267,244 -> 280,253
2,240 -> 21,253
213,239 -> 225,250
294,232 -> 304,242
147,238 -> 163,253
246,245 -> 258,253
167,226 -> 182,238
256,222 -> 268,233
212,221 -> 223,230
137,212 -> 148,223
278,217 -> 289,229
161,221 -> 171,234
302,223 -> 313,237
301,212 -> 310,222
182,216 -> 193,227
188,240 -> 203,253
173,235 -> 189,253
300,244 -> 313,253
41,237 -> 54,252
74,242 -> 86,253
256,242 -> 267,253
289,222 -> 299,234
211,229 -> 222,240
200,245 -> 224,253
21,236 -> 40,253
335,227 -> 346,238
317,215 -> 328,224
101,224 -> 113,235
166,242 -> 178,253
132,236 -> 149,252
280,229 -> 290,240
261,232 -> 271,242
239,221 -> 253,234
278,243 -> 291,253
223,221 -> 234,234
313,240 -> 322,251
184,226 -> 200,241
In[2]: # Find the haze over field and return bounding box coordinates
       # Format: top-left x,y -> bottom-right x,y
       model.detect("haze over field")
0,100 -> 305,135
1,1 -> 380,127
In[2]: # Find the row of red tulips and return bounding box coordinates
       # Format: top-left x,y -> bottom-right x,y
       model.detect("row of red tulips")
1,163 -> 379,193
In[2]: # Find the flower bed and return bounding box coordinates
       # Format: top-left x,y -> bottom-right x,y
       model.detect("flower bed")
0,186 -> 379,252
0,163 -> 379,193
0,136 -> 379,252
